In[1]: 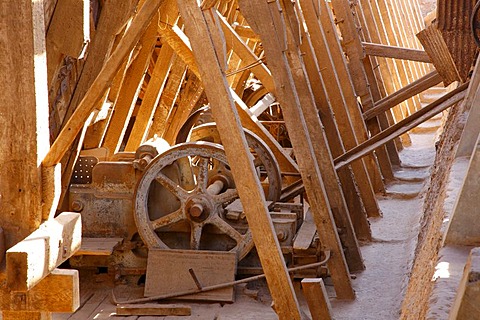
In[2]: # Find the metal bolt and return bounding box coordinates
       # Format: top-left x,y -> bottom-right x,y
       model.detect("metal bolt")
71,200 -> 84,212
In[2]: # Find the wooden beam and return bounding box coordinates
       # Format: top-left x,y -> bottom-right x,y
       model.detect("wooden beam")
177,1 -> 303,317
1,269 -> 79,313
239,0 -> 355,300
301,278 -> 333,320
124,45 -> 174,151
335,82 -> 469,169
417,24 -> 461,86
42,0 -> 165,167
0,0 -> 49,248
363,41 -> 430,63
218,13 -> 276,93
364,70 -> 444,120
116,304 -> 191,316
102,14 -> 159,154
6,212 -> 81,292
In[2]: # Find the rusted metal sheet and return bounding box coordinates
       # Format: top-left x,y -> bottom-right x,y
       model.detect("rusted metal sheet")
437,0 -> 477,81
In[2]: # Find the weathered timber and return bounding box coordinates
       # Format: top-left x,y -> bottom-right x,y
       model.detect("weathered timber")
102,15 -> 159,154
46,0 -> 89,86
43,0 -> 164,166
308,0 -> 383,217
1,269 -> 79,313
239,0 -> 354,299
417,24 -> 461,86
327,0 -> 387,194
178,1 -> 303,317
364,70 -> 444,120
0,0 -> 49,249
363,42 -> 430,63
335,82 -> 469,169
301,278 -> 333,320
124,45 -> 175,151
6,212 -> 81,292
297,22 -> 372,241
116,304 -> 191,316
293,0 -> 367,265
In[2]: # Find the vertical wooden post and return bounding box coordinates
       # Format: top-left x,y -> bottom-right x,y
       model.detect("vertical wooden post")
0,0 -> 50,318
238,0 -> 355,299
177,1 -> 303,317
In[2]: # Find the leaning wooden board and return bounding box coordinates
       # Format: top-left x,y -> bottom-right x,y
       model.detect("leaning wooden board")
144,249 -> 236,302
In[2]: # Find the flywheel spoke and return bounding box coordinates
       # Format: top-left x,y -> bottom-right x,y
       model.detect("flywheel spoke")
211,216 -> 243,244
155,172 -> 188,200
212,188 -> 239,204
151,208 -> 184,230
190,223 -> 203,250
195,157 -> 210,192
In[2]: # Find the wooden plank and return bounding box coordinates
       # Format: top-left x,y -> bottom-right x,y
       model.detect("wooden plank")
335,82 -> 469,169
239,0 -> 354,300
116,304 -> 191,316
43,0 -> 165,167
6,212 -> 82,292
1,269 -> 79,313
74,237 -> 123,256
364,70 -> 444,120
363,41 -> 430,63
281,1 -> 364,270
46,0 -> 89,58
329,0 -> 386,194
218,13 -> 276,93
145,250 -> 235,302
304,0 -> 382,217
301,278 -> 333,320
68,291 -> 109,320
417,24 -> 461,86
102,14 -> 159,154
298,2 -> 372,242
124,44 -> 175,151
177,1 -> 304,316
0,0 -> 49,250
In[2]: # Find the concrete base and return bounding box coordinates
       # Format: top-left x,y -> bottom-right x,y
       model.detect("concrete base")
444,133 -> 480,246
449,247 -> 480,320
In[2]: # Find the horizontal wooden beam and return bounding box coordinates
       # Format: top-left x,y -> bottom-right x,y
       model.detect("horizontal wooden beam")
364,70 -> 443,120
362,41 -> 431,63
42,0 -> 164,167
335,82 -> 469,169
2,269 -> 80,313
6,212 -> 81,292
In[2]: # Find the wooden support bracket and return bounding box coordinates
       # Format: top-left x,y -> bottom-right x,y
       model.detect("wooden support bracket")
6,212 -> 82,292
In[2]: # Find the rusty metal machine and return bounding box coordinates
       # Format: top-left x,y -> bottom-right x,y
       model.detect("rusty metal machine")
68,123 -> 322,282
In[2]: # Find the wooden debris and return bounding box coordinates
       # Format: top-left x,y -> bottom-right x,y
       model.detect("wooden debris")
116,303 -> 191,316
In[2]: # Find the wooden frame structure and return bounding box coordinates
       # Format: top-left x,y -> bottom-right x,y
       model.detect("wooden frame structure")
1,0 -> 457,318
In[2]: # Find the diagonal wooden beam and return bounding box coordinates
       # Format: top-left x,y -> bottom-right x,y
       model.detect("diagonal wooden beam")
43,0 -> 165,167
362,42 -> 431,63
177,1 -> 303,317
335,82 -> 469,169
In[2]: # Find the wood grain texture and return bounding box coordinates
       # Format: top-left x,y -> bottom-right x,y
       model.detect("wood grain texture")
177,1 -> 303,316
6,212 -> 81,292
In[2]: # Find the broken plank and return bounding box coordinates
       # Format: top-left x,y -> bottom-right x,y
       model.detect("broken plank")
301,278 -> 333,320
335,82 -> 469,169
363,41 -> 430,63
117,304 -> 191,316
364,70 -> 444,120
417,24 -> 461,86
6,212 -> 81,292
